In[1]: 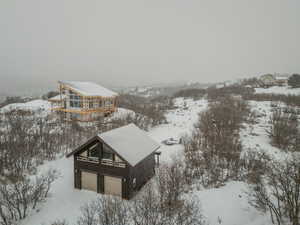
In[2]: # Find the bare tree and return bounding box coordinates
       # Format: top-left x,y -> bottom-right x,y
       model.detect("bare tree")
77,196 -> 129,225
184,96 -> 249,187
248,157 -> 300,225
0,169 -> 59,224
156,156 -> 187,212
268,108 -> 299,151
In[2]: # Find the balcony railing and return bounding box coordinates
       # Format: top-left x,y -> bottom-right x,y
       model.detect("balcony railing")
76,156 -> 126,168
76,156 -> 99,164
101,159 -> 126,168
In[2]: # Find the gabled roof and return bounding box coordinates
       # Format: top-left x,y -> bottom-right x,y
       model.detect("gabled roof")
67,124 -> 160,167
275,76 -> 288,80
59,81 -> 118,97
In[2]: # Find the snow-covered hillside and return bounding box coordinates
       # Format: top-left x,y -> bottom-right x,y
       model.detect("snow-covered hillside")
0,99 -> 51,117
255,86 -> 300,95
0,99 -> 134,121
20,97 -> 274,225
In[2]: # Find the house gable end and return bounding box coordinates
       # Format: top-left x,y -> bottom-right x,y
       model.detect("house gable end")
97,136 -> 132,167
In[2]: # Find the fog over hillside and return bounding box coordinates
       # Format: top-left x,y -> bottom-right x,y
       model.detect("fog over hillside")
1,0 -> 300,95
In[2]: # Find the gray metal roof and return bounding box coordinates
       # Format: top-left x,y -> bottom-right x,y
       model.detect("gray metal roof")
98,123 -> 160,166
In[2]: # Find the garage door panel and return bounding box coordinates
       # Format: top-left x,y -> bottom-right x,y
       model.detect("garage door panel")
81,171 -> 97,192
104,176 -> 122,197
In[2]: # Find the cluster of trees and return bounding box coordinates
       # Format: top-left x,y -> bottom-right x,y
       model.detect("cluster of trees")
118,94 -> 168,127
0,169 -> 59,225
206,85 -> 254,101
288,74 -> 300,88
244,93 -> 300,107
184,96 -> 250,187
95,113 -> 153,132
268,108 -> 299,151
172,88 -> 206,100
0,111 -> 92,180
49,158 -> 205,225
248,157 -> 300,225
0,170 -> 59,225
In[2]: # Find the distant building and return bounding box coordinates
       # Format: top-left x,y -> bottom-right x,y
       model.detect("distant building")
49,81 -> 118,121
274,76 -> 289,86
259,74 -> 276,87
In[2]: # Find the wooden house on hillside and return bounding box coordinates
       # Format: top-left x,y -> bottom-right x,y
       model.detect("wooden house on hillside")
66,124 -> 160,199
259,74 -> 276,87
258,74 -> 290,88
274,76 -> 289,86
49,81 -> 118,121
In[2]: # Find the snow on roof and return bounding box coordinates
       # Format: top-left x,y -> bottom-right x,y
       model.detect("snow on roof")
59,81 -> 118,97
98,123 -> 160,166
48,94 -> 66,101
275,76 -> 288,80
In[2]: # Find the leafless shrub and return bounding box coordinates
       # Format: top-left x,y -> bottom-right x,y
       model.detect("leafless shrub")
0,169 -> 59,225
268,108 -> 299,151
75,166 -> 205,225
130,182 -> 206,225
244,93 -> 300,107
247,157 -> 300,225
207,84 -> 253,101
184,96 -> 250,187
77,196 -> 129,225
173,88 -> 206,100
130,185 -> 163,225
76,200 -> 98,225
156,156 -> 187,211
118,94 -> 167,127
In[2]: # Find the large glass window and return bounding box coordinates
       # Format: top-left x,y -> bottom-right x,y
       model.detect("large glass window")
89,144 -> 99,158
104,100 -> 113,107
89,101 -> 94,109
69,91 -> 81,108
102,144 -> 113,160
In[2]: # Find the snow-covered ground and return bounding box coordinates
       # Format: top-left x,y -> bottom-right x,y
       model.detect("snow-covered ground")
20,97 -> 276,225
240,101 -> 292,161
0,99 -> 51,117
195,181 -> 268,225
255,86 -> 300,95
150,98 -> 208,162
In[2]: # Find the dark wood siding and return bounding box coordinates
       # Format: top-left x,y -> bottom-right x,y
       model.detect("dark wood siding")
128,153 -> 155,198
72,139 -> 156,199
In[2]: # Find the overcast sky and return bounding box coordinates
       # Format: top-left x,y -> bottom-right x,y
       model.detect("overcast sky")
0,0 -> 299,94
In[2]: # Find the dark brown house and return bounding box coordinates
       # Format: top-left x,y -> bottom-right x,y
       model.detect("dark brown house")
66,123 -> 160,199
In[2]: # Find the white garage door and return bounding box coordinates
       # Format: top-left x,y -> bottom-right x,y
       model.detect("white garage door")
81,171 -> 97,192
104,176 -> 122,197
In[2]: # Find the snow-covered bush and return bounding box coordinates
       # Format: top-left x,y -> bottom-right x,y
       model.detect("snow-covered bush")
184,96 -> 250,187
117,94 -> 167,127
0,169 -> 59,225
76,196 -> 129,225
268,108 -> 299,151
247,157 -> 300,225
74,181 -> 205,225
0,112 -> 67,179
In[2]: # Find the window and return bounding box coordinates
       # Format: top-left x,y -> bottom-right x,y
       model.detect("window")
89,100 -> 94,109
102,144 -> 113,160
89,144 -> 99,158
70,93 -> 81,108
104,100 -> 113,107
